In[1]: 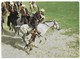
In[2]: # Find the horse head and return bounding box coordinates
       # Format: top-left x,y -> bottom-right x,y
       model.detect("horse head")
52,20 -> 60,31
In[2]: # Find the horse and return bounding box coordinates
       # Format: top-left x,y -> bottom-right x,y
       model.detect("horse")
19,20 -> 60,54
7,10 -> 18,31
7,3 -> 19,32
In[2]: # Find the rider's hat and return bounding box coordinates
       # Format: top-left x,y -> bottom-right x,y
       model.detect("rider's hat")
22,4 -> 25,7
40,9 -> 45,12
10,2 -> 14,5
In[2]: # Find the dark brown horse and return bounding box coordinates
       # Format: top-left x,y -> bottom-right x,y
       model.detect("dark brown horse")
7,4 -> 19,32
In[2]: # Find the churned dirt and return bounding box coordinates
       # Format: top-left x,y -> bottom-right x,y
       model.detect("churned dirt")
1,29 -> 79,58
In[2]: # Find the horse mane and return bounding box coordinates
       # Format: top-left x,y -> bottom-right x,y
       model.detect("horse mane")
42,20 -> 55,24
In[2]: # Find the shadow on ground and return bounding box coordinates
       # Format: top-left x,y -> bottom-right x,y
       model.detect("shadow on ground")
2,28 -> 15,36
1,35 -> 25,52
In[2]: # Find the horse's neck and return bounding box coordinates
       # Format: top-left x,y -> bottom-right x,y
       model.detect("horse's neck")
37,22 -> 54,35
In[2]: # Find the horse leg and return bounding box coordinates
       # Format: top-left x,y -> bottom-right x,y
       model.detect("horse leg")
1,22 -> 3,30
37,34 -> 47,43
25,35 -> 38,54
11,24 -> 13,31
1,22 -> 4,34
13,25 -> 17,33
7,16 -> 11,30
17,27 -> 20,35
40,35 -> 47,40
15,26 -> 20,36
24,38 -> 33,54
7,22 -> 11,30
25,44 -> 32,55
22,33 -> 29,49
12,24 -> 16,32
25,35 -> 34,52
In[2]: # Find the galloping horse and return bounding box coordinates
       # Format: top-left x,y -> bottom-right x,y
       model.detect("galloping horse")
19,20 -> 60,54
7,3 -> 19,32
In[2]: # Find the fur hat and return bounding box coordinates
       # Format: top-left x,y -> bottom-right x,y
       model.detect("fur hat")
22,5 -> 25,7
40,9 -> 45,12
10,2 -> 14,5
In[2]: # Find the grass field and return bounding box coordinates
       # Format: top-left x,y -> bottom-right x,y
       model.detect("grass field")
23,2 -> 79,35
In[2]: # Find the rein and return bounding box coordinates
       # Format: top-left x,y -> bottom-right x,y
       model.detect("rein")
42,20 -> 54,27
42,22 -> 50,27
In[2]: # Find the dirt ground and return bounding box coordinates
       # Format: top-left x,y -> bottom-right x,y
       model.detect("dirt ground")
1,29 -> 79,58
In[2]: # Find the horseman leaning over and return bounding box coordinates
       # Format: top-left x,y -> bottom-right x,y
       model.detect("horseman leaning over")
20,5 -> 30,24
29,1 -> 38,14
29,8 -> 45,35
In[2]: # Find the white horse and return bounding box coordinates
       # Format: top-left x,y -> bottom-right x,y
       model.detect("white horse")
19,20 -> 60,47
18,20 -> 60,54
37,20 -> 60,36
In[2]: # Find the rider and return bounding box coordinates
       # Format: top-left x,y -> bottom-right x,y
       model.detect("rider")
29,8 -> 45,34
1,2 -> 7,23
31,8 -> 45,26
38,8 -> 45,23
26,9 -> 45,46
29,1 -> 38,14
20,5 -> 30,24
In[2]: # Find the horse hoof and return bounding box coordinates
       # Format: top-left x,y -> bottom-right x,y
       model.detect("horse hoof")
45,38 -> 47,40
25,50 -> 30,55
39,40 -> 42,43
25,48 -> 30,55
24,45 -> 28,49
29,48 -> 32,51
